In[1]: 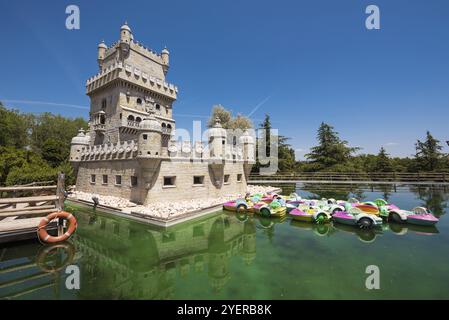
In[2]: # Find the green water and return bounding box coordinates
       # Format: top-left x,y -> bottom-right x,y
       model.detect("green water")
1,183 -> 449,300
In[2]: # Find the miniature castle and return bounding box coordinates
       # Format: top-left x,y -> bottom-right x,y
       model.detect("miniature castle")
70,23 -> 255,205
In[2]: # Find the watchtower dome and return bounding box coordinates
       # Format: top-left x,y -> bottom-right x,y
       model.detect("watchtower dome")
120,22 -> 132,54
208,117 -> 227,160
138,115 -> 162,157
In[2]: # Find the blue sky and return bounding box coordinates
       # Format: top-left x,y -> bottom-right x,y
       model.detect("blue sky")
1,0 -> 448,159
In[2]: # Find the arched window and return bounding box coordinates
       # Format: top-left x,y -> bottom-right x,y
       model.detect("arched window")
155,104 -> 161,110
135,117 -> 142,123
167,124 -> 172,129
162,123 -> 167,128
136,98 -> 142,105
127,115 -> 135,121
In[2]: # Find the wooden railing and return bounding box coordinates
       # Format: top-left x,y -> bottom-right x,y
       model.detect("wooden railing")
249,172 -> 449,183
0,174 -> 65,242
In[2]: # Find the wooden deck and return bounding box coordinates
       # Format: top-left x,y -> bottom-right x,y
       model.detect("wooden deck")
0,175 -> 64,244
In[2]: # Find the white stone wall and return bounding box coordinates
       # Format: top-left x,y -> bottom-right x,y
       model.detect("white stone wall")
75,159 -> 249,205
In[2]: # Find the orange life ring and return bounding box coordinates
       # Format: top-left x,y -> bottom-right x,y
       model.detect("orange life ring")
38,211 -> 77,243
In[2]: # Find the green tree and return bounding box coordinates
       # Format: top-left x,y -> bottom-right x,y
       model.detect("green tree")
207,105 -> 252,130
305,122 -> 359,170
0,104 -> 29,148
0,146 -> 58,186
253,114 -> 296,173
42,138 -> 69,167
414,131 -> 444,171
374,147 -> 393,172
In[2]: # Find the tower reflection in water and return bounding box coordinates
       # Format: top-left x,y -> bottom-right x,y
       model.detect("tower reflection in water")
0,210 -> 257,299
75,211 -> 257,298
0,203 -> 440,300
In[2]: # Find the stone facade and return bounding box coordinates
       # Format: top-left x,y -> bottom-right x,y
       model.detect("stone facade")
70,23 -> 255,205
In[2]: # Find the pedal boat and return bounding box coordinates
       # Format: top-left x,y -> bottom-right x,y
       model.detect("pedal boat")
254,200 -> 287,217
332,207 -> 383,229
223,198 -> 255,212
288,205 -> 331,223
388,206 -> 439,226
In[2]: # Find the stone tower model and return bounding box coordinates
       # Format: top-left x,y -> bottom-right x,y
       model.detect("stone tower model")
70,23 -> 255,205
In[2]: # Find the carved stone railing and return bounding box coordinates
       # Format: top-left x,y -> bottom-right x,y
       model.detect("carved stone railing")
93,124 -> 106,131
80,140 -> 138,161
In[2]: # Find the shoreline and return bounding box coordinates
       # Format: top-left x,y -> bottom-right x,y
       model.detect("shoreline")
66,184 -> 282,227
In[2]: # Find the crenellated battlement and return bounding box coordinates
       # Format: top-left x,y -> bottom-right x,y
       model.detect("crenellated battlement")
86,61 -> 123,85
130,41 -> 165,64
79,140 -> 139,162
86,61 -> 178,99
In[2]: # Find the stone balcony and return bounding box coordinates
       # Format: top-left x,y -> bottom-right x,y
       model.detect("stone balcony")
93,123 -> 106,132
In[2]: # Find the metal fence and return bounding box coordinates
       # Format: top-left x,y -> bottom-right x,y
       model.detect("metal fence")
249,172 -> 449,183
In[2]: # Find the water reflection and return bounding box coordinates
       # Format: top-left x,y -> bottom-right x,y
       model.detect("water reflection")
409,185 -> 449,217
0,183 -> 447,300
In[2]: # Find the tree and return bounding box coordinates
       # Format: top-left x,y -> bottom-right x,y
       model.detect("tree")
207,105 -> 252,130
0,104 -> 29,148
415,131 -> 443,171
207,105 -> 232,128
42,138 -> 69,167
254,114 -> 296,173
374,147 -> 393,172
228,114 -> 253,130
305,122 -> 359,170
29,113 -> 84,151
0,146 -> 58,186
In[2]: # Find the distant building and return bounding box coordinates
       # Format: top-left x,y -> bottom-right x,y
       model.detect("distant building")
70,23 -> 255,204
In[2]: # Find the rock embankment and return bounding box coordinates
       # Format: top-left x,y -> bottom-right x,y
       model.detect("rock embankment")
69,185 -> 280,220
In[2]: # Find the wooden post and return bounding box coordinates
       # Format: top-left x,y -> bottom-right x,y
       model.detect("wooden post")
57,172 -> 65,236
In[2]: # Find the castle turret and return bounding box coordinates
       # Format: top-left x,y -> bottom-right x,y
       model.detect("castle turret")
207,117 -> 226,187
239,130 -> 255,163
70,129 -> 90,171
120,22 -> 132,55
97,40 -> 107,70
208,117 -> 227,160
137,115 -> 162,157
161,47 -> 169,75
239,130 -> 255,178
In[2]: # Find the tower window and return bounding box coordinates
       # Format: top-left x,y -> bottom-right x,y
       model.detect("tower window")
136,98 -> 142,105
193,176 -> 204,185
163,176 -> 176,187
90,174 -> 96,184
102,175 -> 108,184
224,175 -> 230,184
237,174 -> 242,182
115,175 -> 122,185
155,104 -> 161,110
131,176 -> 138,187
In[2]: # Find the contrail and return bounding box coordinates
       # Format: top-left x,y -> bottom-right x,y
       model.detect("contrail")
2,99 -> 89,110
247,95 -> 272,117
